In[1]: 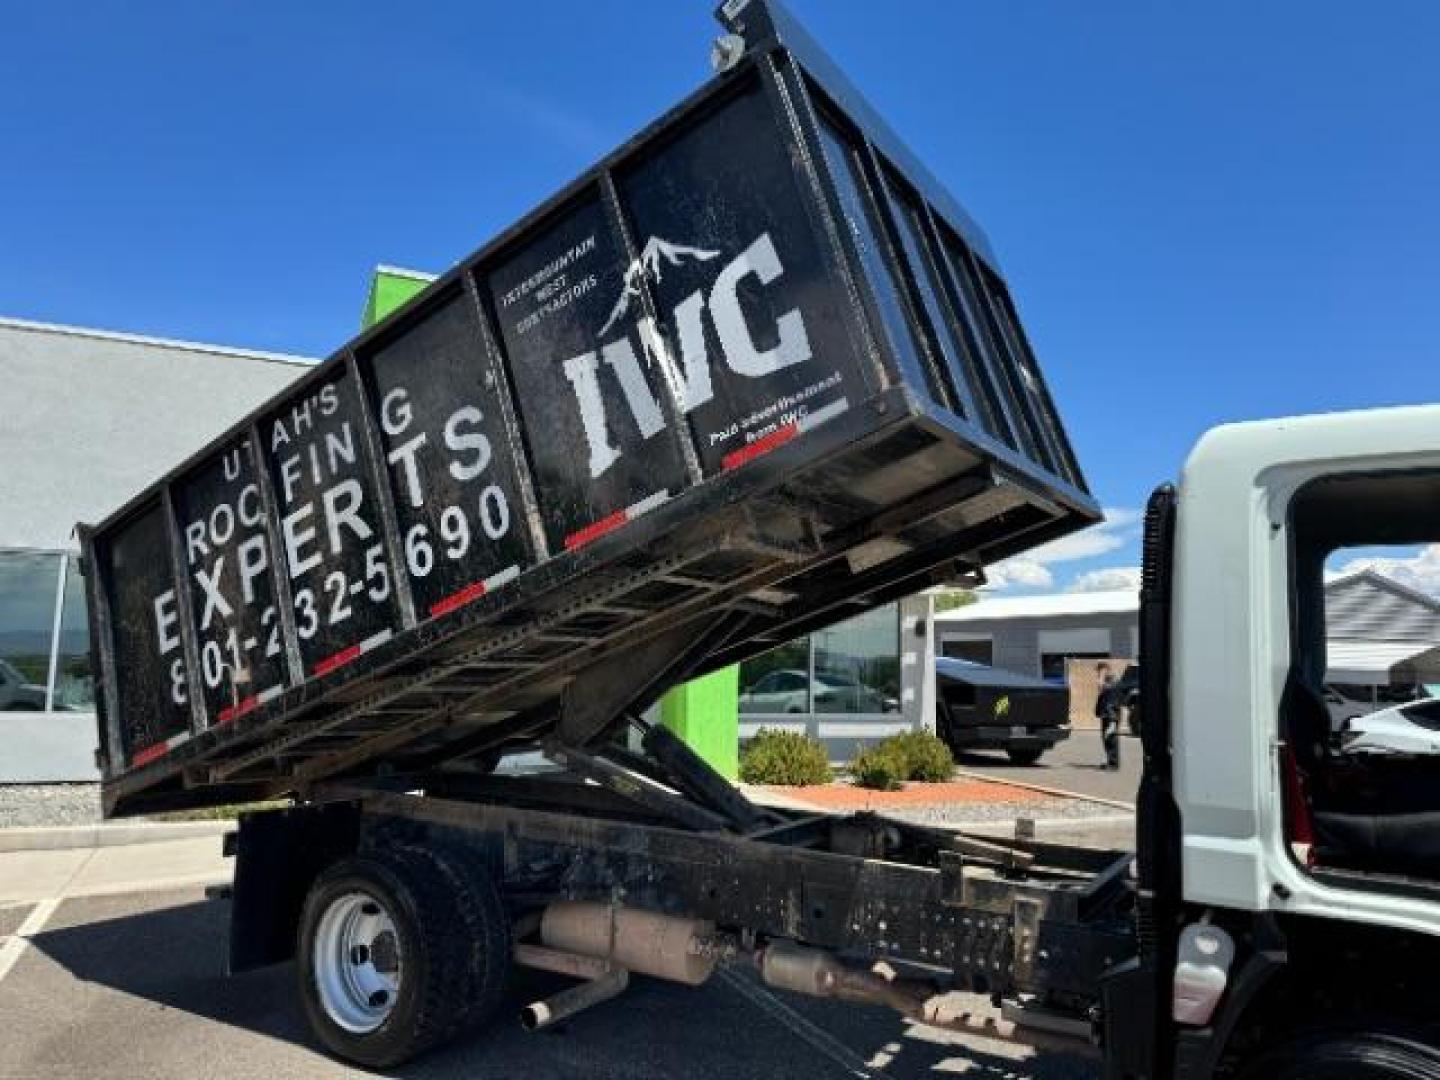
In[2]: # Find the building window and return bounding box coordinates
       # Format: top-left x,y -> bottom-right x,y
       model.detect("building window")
0,550 -> 93,713
739,605 -> 901,719
943,638 -> 993,666
739,638 -> 811,714
0,551 -> 62,711
813,606 -> 899,714
53,557 -> 94,711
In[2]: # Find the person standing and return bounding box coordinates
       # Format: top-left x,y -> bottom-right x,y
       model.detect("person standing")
1095,663 -> 1121,770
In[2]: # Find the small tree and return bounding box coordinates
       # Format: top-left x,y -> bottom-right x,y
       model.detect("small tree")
932,589 -> 978,614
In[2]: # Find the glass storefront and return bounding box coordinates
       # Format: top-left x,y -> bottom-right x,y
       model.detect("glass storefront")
739,603 -> 900,719
0,550 -> 94,713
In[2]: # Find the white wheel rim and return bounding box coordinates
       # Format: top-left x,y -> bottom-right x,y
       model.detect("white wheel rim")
313,890 -> 403,1034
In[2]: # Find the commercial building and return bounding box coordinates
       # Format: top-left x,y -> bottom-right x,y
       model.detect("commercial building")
0,317 -> 315,780
933,568 -> 1440,702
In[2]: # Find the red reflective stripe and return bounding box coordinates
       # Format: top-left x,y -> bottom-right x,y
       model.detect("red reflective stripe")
216,694 -> 259,727
1281,744 -> 1316,860
564,509 -> 628,551
430,580 -> 488,618
722,422 -> 799,471
314,644 -> 362,677
132,741 -> 169,767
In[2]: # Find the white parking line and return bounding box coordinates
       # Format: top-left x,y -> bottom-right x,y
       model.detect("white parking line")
718,967 -> 879,1077
0,897 -> 60,985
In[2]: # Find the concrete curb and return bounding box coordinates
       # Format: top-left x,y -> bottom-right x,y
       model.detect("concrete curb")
0,820 -> 232,853
950,768 -> 1135,810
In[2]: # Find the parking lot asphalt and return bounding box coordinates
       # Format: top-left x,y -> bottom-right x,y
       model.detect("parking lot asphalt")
0,885 -> 1100,1080
954,730 -> 1142,806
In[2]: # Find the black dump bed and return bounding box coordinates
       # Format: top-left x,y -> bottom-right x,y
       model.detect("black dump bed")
83,0 -> 1098,816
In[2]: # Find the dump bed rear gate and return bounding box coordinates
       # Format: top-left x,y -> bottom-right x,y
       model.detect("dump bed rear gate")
84,0 -> 1097,816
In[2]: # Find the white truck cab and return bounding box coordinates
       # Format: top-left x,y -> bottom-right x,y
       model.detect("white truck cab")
1174,404 -> 1440,926
1106,404 -> 1440,1079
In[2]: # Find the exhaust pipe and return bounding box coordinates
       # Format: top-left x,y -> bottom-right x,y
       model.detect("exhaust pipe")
757,941 -> 1098,1056
520,966 -> 629,1031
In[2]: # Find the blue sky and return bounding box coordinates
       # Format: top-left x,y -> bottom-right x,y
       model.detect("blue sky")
4,2 -> 1438,592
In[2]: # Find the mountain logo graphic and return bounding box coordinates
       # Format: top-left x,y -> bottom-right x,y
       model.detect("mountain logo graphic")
598,236 -> 721,336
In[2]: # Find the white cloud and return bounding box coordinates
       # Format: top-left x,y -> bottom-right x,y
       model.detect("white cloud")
1068,566 -> 1143,593
983,508 -> 1140,593
983,558 -> 1055,590
1331,544 -> 1440,596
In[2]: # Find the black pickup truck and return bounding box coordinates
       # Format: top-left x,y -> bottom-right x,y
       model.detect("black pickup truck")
933,657 -> 1071,764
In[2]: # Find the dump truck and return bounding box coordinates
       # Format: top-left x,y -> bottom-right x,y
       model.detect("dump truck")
81,3 -> 1440,1077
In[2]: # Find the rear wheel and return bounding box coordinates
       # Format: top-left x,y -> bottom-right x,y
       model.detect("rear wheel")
1006,747 -> 1045,766
297,845 -> 510,1068
1236,1029 -> 1440,1079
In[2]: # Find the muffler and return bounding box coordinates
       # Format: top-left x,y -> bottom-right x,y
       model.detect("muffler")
757,940 -> 929,1015
515,902 -> 721,1030
539,901 -> 718,985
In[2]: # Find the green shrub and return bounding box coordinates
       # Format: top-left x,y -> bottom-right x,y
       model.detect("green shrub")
886,730 -> 955,782
848,731 -> 955,789
850,744 -> 907,790
739,728 -> 833,786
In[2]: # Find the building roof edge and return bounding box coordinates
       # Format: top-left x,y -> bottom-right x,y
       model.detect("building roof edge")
0,315 -> 317,367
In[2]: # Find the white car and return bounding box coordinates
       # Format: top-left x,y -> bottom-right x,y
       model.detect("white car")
739,669 -> 897,714
1339,696 -> 1440,756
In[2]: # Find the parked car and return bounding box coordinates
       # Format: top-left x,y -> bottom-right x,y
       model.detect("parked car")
934,658 -> 1070,765
739,669 -> 898,714
1339,695 -> 1440,757
0,658 -> 47,710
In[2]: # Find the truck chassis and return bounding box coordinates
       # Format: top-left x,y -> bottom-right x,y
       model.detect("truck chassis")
224,720 -> 1134,1066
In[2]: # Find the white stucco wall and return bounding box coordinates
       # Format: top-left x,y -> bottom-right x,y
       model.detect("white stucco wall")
1,317 -> 312,780
1,318 -> 312,550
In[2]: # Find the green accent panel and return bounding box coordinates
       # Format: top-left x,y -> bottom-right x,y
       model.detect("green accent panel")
362,268 -> 433,329
660,666 -> 739,780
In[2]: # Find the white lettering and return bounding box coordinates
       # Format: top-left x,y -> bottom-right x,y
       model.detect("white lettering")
387,433 -> 428,508
238,483 -> 262,528
380,388 -> 412,436
283,503 -> 321,578
279,455 -> 303,504
238,534 -> 267,605
444,406 -> 492,482
601,337 -> 665,440
154,590 -> 180,655
185,520 -> 208,566
323,479 -> 373,554
194,557 -> 233,629
562,351 -> 621,479
709,231 -> 810,378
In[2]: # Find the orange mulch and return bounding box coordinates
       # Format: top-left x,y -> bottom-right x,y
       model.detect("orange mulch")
768,778 -> 1045,810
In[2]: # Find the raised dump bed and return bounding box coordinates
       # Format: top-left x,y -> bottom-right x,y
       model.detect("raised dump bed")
83,0 -> 1098,816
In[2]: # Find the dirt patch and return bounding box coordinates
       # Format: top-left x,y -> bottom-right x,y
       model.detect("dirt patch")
768,778 -> 1046,811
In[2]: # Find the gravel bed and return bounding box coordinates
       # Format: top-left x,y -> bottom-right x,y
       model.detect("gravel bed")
0,783 -> 102,828
882,795 -> 1129,828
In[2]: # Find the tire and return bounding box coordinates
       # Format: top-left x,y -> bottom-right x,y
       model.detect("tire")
1006,747 -> 1045,766
1235,1029 -> 1440,1079
297,844 -> 510,1068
